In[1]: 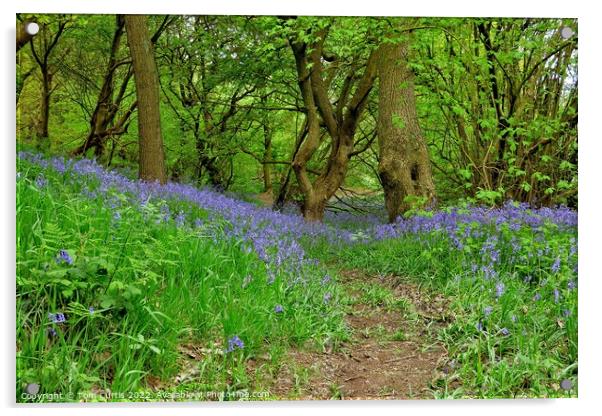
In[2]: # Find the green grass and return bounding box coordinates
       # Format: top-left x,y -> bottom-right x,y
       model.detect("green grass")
323,226 -> 578,398
16,158 -> 347,402
16,152 -> 578,401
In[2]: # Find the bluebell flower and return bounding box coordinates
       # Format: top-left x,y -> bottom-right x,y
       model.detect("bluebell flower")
35,175 -> 47,188
323,292 -> 332,303
567,280 -> 576,290
225,335 -> 244,353
500,328 -> 510,336
56,250 -> 73,265
554,288 -> 560,303
175,211 -> 186,227
533,292 -> 541,301
484,306 -> 493,317
495,282 -> 505,299
551,257 -> 561,274
48,312 -> 66,323
274,305 -> 284,314
88,306 -> 95,314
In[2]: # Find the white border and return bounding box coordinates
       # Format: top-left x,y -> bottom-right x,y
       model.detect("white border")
4,1 -> 600,416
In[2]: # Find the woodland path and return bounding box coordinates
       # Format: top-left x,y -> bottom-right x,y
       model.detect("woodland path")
260,269 -> 454,400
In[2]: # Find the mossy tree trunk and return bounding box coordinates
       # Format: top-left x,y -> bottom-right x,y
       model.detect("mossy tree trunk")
377,38 -> 435,222
289,27 -> 377,222
124,14 -> 167,184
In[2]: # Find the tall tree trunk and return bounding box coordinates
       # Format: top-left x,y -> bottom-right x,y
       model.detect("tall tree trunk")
76,15 -> 170,159
377,40 -> 435,222
29,18 -> 68,143
262,119 -> 273,194
124,15 -> 167,184
75,16 -> 127,158
273,120 -> 307,211
289,28 -> 377,222
38,68 -> 51,139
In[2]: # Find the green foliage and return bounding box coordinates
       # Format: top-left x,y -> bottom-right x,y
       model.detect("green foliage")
329,217 -> 577,398
16,158 -> 346,401
16,15 -> 577,208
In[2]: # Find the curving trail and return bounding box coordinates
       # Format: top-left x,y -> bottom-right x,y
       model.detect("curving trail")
263,269 -> 454,400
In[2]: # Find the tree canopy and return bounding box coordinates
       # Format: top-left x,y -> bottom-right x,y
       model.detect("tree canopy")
16,14 -> 578,220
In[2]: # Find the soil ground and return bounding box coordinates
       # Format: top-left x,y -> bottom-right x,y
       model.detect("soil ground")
251,269 -> 454,400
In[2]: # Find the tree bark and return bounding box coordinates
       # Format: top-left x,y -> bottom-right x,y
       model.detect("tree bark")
289,28 -> 377,222
273,119 -> 307,211
124,15 -> 167,184
377,39 -> 435,222
262,123 -> 273,193
29,18 -> 67,142
261,94 -> 273,194
38,69 -> 51,139
75,16 -> 128,158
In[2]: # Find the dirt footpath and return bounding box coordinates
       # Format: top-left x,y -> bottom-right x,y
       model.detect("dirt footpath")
264,269 -> 453,400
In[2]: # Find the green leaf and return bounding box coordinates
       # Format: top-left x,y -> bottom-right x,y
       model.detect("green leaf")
100,296 -> 114,309
459,168 -> 472,180
148,345 -> 162,355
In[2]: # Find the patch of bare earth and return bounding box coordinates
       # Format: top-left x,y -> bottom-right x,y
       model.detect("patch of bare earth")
261,269 -> 452,400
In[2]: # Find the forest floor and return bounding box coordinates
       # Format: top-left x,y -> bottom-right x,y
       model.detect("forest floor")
252,268 -> 455,400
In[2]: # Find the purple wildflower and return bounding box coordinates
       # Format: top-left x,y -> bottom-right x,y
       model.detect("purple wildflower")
48,312 -> 66,324
563,309 -> 571,317
567,280 -> 576,290
225,335 -> 244,353
484,306 -> 493,317
35,175 -> 47,188
274,304 -> 284,314
533,292 -> 541,301
323,292 -> 332,303
500,328 -> 510,336
554,288 -> 560,303
476,321 -> 484,332
175,211 -> 186,227
56,250 -> 73,265
551,257 -> 561,273
88,306 -> 95,314
495,282 -> 505,299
